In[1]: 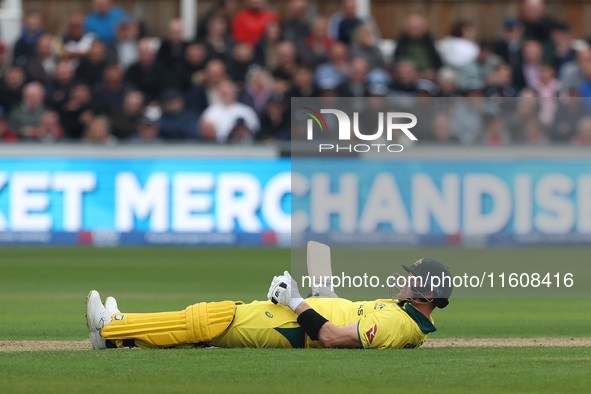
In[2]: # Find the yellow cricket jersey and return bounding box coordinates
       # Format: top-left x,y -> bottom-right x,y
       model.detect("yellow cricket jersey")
210,298 -> 436,349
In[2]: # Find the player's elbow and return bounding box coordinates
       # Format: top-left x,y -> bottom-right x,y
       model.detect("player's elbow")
317,329 -> 338,348
319,336 -> 337,348
318,323 -> 360,348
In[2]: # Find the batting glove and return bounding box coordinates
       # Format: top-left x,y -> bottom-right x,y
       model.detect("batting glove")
267,271 -> 305,312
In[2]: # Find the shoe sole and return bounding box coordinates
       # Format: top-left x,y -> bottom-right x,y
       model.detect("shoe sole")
85,290 -> 105,350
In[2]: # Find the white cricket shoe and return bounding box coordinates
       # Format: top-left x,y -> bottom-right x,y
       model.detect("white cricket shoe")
104,296 -> 121,316
85,290 -> 112,350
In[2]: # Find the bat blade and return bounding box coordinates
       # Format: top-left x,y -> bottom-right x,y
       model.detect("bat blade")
306,241 -> 338,298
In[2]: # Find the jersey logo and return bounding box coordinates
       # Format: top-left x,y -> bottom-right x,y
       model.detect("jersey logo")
366,325 -> 377,344
265,311 -> 273,318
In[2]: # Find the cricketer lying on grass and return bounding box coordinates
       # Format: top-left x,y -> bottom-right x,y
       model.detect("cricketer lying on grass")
86,245 -> 453,350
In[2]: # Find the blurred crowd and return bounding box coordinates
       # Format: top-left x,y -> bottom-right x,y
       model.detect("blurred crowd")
1,0 -> 591,145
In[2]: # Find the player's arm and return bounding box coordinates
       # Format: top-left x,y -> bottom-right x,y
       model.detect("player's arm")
295,302 -> 361,348
268,271 -> 361,349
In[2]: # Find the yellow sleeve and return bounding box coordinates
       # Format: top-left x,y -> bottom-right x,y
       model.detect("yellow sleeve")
357,308 -> 413,349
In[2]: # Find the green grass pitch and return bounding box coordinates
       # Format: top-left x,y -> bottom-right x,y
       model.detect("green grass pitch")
0,247 -> 590,393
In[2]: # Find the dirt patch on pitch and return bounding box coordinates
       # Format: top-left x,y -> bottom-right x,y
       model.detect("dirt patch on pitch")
1,338 -> 590,351
0,341 -> 92,351
423,337 -> 591,348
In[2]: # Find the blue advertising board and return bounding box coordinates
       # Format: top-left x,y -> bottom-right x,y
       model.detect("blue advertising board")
0,157 -> 590,246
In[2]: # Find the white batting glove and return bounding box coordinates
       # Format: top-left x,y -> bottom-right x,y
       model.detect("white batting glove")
268,271 -> 291,306
267,271 -> 305,312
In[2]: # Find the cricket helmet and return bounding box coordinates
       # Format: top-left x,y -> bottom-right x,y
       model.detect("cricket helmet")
401,258 -> 453,308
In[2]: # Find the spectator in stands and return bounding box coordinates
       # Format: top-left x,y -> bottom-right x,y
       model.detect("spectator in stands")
327,0 -> 380,44
156,19 -> 188,73
196,0 -> 239,41
532,63 -> 563,107
521,116 -> 548,145
241,67 -> 273,114
111,90 -> 144,140
335,0 -> 364,45
494,18 -> 524,70
13,11 -> 45,67
393,14 -> 442,77
61,13 -> 96,59
315,42 -> 350,89
506,89 -> 538,139
303,17 -> 333,68
76,41 -> 108,86
227,117 -> 256,143
514,39 -> 544,91
560,46 -> 591,92
227,43 -> 256,84
92,64 -> 130,115
125,38 -> 164,103
158,89 -> 198,140
176,43 -> 208,91
572,116 -> 591,145
437,21 -> 480,90
532,62 -> 562,99
46,59 -> 76,110
575,52 -> 591,112
254,22 -> 283,70
282,0 -> 310,46
201,79 -> 260,142
258,93 -> 289,141
0,67 -> 26,113
431,112 -> 459,144
390,59 -> 419,96
458,41 -> 503,91
436,67 -> 459,97
450,86 -> 492,144
481,113 -> 510,146
131,116 -> 161,144
550,23 -> 575,77
484,62 -> 517,97
337,57 -> 369,97
200,15 -> 234,64
0,109 -> 18,143
185,59 -> 227,115
0,42 -> 8,76
520,0 -> 557,44
8,81 -> 46,139
287,65 -> 316,100
231,0 -> 279,46
85,0 -> 131,44
404,79 -> 438,140
59,83 -> 94,140
28,110 -> 64,142
24,34 -> 57,84
106,21 -> 140,70
272,41 -> 298,82
350,24 -> 385,72
272,74 -> 292,96
551,89 -> 586,142
83,115 -> 115,144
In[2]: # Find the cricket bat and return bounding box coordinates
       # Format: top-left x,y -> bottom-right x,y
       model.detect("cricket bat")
306,241 -> 339,298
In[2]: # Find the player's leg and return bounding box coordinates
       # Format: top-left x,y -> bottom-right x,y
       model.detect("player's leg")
86,290 -> 237,349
